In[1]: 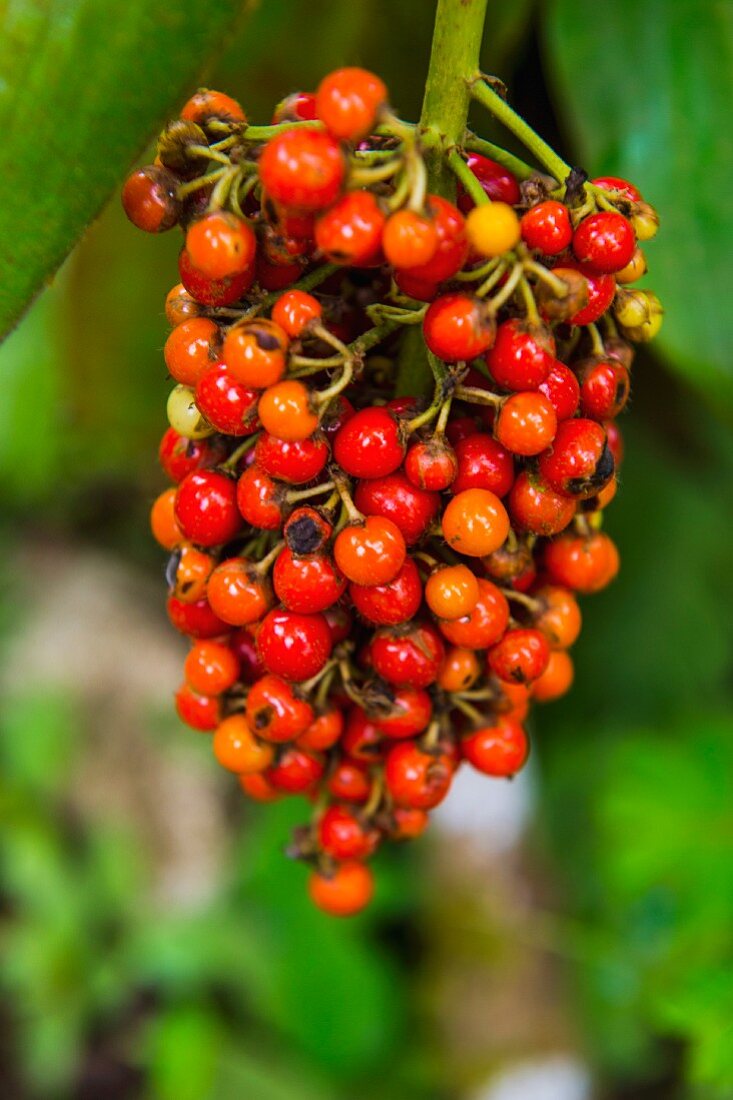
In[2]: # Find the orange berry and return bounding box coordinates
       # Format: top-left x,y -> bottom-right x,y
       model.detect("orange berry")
223,318 -> 289,388
150,488 -> 184,550
425,564 -> 480,620
441,489 -> 510,557
184,640 -> 240,695
382,209 -> 438,269
258,380 -> 319,441
185,212 -> 256,280
213,715 -> 274,774
164,317 -> 221,386
206,558 -> 273,627
171,545 -> 215,603
532,649 -> 574,702
308,860 -> 374,916
437,647 -> 481,692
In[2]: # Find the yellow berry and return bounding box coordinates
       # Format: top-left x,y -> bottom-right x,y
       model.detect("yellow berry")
615,247 -> 647,284
465,202 -> 521,257
166,384 -> 214,439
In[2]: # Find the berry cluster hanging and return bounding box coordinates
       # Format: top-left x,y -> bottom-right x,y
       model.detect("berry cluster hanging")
124,65 -> 661,916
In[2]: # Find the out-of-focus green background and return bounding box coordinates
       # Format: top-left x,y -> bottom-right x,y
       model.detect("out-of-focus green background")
1,2 -> 732,1097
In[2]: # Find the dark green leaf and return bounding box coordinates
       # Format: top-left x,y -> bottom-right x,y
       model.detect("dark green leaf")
0,0 -> 246,340
543,0 -> 733,408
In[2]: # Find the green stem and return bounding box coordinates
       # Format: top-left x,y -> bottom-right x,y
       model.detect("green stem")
446,148 -> 488,204
470,79 -> 572,186
242,120 -> 324,141
463,133 -> 539,182
419,0 -> 490,199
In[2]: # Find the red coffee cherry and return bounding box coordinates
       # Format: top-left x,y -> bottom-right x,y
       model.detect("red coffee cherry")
259,128 -> 345,212
333,406 -> 405,479
315,191 -> 386,266
257,609 -> 333,682
452,433 -> 514,497
178,245 -> 254,307
438,578 -> 509,649
354,473 -> 439,545
385,743 -> 453,810
206,558 -> 273,626
572,211 -> 636,274
520,200 -> 572,255
184,640 -> 239,696
273,548 -> 347,614
442,488 -> 510,557
538,418 -> 614,499
267,746 -> 325,793
382,210 -> 438,269
122,166 -> 181,233
158,428 -> 225,483
185,212 -> 256,280
181,88 -> 246,127
401,194 -> 468,283
245,673 -> 314,743
377,686 -> 433,739
488,627 -> 551,684
549,260 -> 616,326
422,293 -> 495,361
272,91 -> 318,124
194,362 -> 259,436
164,317 -> 222,387
222,319 -> 289,389
576,358 -> 631,421
213,715 -> 274,775
425,564 -> 480,621
174,469 -> 242,547
532,649 -> 574,702
236,465 -> 287,530
370,622 -> 445,688
334,516 -> 406,586
507,471 -> 576,536
543,531 -> 620,594
405,436 -> 457,491
309,860 -> 374,917
255,432 -> 329,484
486,318 -> 554,391
318,805 -> 379,861
457,152 -> 521,212
538,358 -> 580,421
532,585 -> 582,649
349,555 -> 423,625
175,682 -> 221,731
258,380 -> 319,441
271,289 -> 323,338
166,594 -> 228,639
315,66 -> 387,140
461,717 -> 528,776
495,392 -> 557,456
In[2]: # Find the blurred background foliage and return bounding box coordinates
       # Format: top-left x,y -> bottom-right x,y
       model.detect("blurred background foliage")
1,1 -> 732,1098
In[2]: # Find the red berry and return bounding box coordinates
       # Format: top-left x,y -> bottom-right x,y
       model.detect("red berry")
255,431 -> 329,484
186,212 -> 256,280
271,289 -> 323,338
272,91 -> 318,124
181,89 -> 246,127
452,433 -> 514,497
349,555 -> 423,625
376,686 -> 432,739
404,437 -> 457,491
538,359 -> 580,421
488,628 -> 550,684
122,166 -> 181,233
175,682 -> 220,731
333,406 -> 405,479
236,465 -> 286,530
577,358 -> 631,420
206,558 -> 273,626
442,488 -> 510,557
354,473 -> 439,545
382,210 -> 438,270
167,594 -> 228,639
309,860 -> 374,917
245,673 -> 314,742
194,362 -> 259,435
370,622 -> 445,688
538,418 -> 614,499
327,760 -> 372,803
178,246 -> 253,307
385,743 -> 453,810
438,578 -> 509,649
318,805 -> 379,861
573,211 -> 636,274
495,392 -> 557,456
284,506 -> 333,556
184,639 -> 239,695
486,318 -> 553,391
222,319 -> 289,389
175,470 -> 242,546
315,190 -> 386,266
520,200 -> 572,255
543,531 -> 620,594
259,128 -> 345,212
422,293 -> 495,361
457,153 -> 521,212
334,516 -> 406,586
550,261 -> 615,326
402,195 -> 468,283
507,470 -> 576,536
164,317 -> 222,387
273,547 -> 347,614
461,717 -> 528,776
158,428 -> 225,483
257,609 -> 333,681
267,746 -> 324,793
315,67 -> 387,140
591,175 -> 642,202
297,706 -> 344,751
258,380 -> 319,442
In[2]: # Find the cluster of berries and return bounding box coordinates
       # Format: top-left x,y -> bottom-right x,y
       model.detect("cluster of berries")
124,67 -> 661,916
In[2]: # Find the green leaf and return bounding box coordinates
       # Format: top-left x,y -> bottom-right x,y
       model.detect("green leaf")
543,0 -> 733,408
0,0 -> 246,341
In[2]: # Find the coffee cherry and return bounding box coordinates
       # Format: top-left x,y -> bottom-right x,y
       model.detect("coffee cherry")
334,516 -> 406,586
533,586 -> 582,649
175,682 -> 220,731
309,860 -> 374,917
457,153 -> 521,211
452,433 -> 514,497
538,359 -> 580,421
271,289 -> 323,338
151,487 -> 184,550
342,707 -> 383,763
486,318 -> 553,390
389,807 -> 430,840
544,530 -> 620,594
520,200 -> 572,255
195,362 -> 259,435
297,707 -> 344,751
273,548 -> 347,614
239,772 -> 281,801
255,432 -> 329,484
178,246 -> 254,307
382,210 -> 438,269
167,594 -> 228,639
508,471 -> 576,536
437,646 -> 481,692
591,175 -> 642,203
236,465 -> 286,530
222,319 -> 289,389
405,436 -> 457,491
318,806 -> 379,860
257,609 -> 333,681
385,743 -> 453,809
258,380 -> 319,441
402,194 -> 467,283
442,488 -> 510,557
572,211 -> 635,274
377,686 -> 433,739
259,128 -> 345,212
461,717 -> 528,776
315,190 -> 386,265
538,418 -> 614,499
466,202 -> 521,257
122,166 -> 181,232
370,622 -> 445,688
495,392 -> 557,456
245,673 -> 314,742
422,292 -> 495,361
316,66 -> 387,140
349,555 -> 422,625
284,507 -> 333,555
168,545 -> 215,603
577,357 -> 631,421
488,627 -> 550,684
186,212 -> 256,280
532,649 -> 574,701
214,715 -> 274,773
184,640 -> 239,695
207,558 -> 273,626
354,473 -> 439,545
272,91 -> 318,124
327,760 -> 372,803
333,406 -> 405,479
175,469 -> 241,546
158,428 -> 225,483
438,578 -> 509,649
165,283 -> 202,326
181,88 -> 246,127
164,317 -> 221,386
267,746 -> 325,793
425,564 -> 480,620
549,261 -> 615,326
